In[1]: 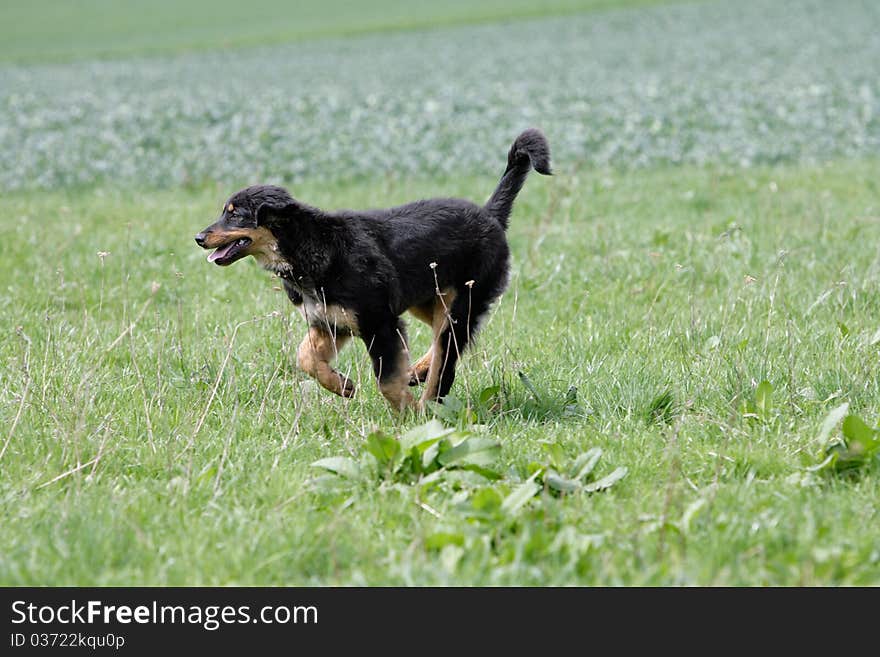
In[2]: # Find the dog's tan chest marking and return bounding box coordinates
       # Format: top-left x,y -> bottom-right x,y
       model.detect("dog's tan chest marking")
245,226 -> 288,271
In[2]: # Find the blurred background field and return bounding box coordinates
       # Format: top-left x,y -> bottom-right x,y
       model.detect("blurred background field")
3,0 -> 879,190
1,0 -> 670,62
1,0 -> 879,585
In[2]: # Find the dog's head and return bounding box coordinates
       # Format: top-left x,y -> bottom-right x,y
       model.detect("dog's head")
194,185 -> 297,267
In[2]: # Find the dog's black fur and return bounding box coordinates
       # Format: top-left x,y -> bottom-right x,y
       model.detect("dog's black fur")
195,129 -> 551,410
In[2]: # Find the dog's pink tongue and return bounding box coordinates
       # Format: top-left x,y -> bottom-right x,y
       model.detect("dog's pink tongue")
208,242 -> 236,263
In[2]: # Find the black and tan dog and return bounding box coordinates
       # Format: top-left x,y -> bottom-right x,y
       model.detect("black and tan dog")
195,129 -> 551,411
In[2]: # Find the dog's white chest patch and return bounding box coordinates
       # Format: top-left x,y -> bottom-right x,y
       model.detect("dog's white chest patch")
299,297 -> 359,335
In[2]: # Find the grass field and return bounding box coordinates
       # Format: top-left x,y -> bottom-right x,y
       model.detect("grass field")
3,1 -> 879,191
2,0 -> 880,585
0,0 -> 671,63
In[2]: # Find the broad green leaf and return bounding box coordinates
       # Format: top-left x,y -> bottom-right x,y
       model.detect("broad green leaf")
815,413 -> 880,474
310,457 -> 362,480
582,466 -> 628,492
427,397 -> 466,425
479,385 -> 501,406
471,487 -> 503,512
404,446 -> 423,477
545,470 -> 580,494
755,380 -> 773,421
443,430 -> 472,448
365,431 -> 401,468
443,470 -> 494,488
443,396 -> 465,414
501,471 -> 542,515
572,447 -> 603,480
421,441 -> 441,469
841,414 -> 878,450
459,463 -> 503,481
308,473 -> 347,491
398,419 -> 453,451
805,453 -> 837,472
527,462 -> 545,477
437,437 -> 501,468
816,402 -> 849,447
826,445 -> 869,473
437,396 -> 470,425
418,470 -> 445,487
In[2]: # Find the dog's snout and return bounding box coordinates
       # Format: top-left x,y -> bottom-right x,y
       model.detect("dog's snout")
194,232 -> 208,247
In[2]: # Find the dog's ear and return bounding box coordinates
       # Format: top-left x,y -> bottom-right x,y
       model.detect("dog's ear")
255,201 -> 300,226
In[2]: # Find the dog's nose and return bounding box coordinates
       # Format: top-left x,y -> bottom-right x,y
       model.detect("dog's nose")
194,232 -> 207,247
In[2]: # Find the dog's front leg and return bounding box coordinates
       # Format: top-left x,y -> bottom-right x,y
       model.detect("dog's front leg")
297,327 -> 355,397
362,320 -> 415,412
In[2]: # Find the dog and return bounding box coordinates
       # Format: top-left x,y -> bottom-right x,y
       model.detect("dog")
195,129 -> 551,411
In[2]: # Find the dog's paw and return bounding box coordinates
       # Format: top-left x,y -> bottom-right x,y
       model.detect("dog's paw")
339,376 -> 356,398
408,368 -> 428,387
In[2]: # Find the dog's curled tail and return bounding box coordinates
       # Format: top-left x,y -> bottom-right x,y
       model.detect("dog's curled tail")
484,128 -> 552,229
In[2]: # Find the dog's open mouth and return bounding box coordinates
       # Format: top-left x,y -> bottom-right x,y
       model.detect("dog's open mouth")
208,237 -> 252,266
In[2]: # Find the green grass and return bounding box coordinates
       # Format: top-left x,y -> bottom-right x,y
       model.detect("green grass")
7,0 -> 879,191
2,160 -> 880,585
3,0 -> 879,587
0,0 -> 678,63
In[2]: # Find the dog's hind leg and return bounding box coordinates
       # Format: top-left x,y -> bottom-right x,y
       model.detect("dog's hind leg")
408,348 -> 433,386
419,289 -> 458,408
420,282 -> 497,407
408,288 -> 458,389
297,327 -> 355,397
406,302 -> 435,386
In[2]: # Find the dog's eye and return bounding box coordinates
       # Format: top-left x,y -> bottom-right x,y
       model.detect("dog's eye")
227,203 -> 235,212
